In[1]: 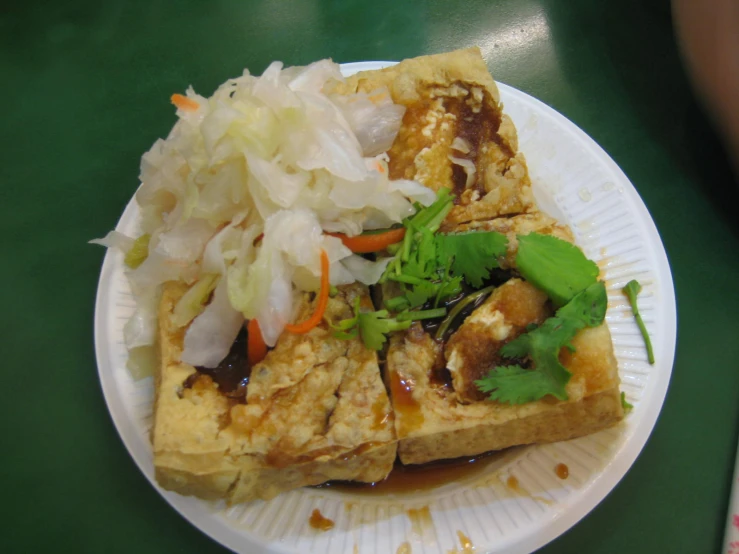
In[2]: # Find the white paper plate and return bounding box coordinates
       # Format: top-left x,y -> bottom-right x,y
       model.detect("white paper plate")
94,61 -> 677,554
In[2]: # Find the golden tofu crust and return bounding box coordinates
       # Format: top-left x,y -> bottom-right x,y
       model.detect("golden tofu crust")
152,283 -> 396,502
382,192 -> 621,465
328,48 -> 536,224
386,320 -> 623,465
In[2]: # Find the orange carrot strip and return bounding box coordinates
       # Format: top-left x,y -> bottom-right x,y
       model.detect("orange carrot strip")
247,318 -> 268,366
170,93 -> 200,112
328,228 -> 406,253
284,249 -> 330,334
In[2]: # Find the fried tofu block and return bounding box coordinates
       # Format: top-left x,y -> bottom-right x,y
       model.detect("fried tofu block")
328,47 -> 536,224
383,221 -> 622,465
152,283 -> 396,502
387,320 -> 623,465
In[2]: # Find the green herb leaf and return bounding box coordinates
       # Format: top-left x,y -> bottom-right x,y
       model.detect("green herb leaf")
403,227 -> 438,279
358,310 -> 412,350
435,275 -> 463,305
384,295 -> 411,312
331,298 -> 411,350
515,233 -> 599,306
435,231 -> 508,288
330,297 -> 361,340
379,190 -> 505,316
330,297 -> 360,331
404,279 -> 439,308
475,363 -> 566,404
622,279 -> 655,364
476,281 -> 607,404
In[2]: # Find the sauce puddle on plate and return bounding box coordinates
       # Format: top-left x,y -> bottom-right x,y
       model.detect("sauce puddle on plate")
308,508 -> 334,531
317,449 -> 508,495
555,463 -> 569,480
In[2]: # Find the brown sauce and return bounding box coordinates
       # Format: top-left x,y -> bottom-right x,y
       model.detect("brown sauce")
428,362 -> 454,389
506,475 -> 520,491
555,463 -> 569,480
388,371 -> 425,436
505,473 -> 554,505
456,530 -> 474,551
448,83 -> 512,200
396,542 -> 412,554
308,508 -> 334,531
319,450 -> 505,495
186,328 -> 251,399
450,162 -> 470,200
420,269 -> 512,339
407,506 -> 434,538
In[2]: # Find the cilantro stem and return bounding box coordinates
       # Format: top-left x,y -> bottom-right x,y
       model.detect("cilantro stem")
378,256 -> 396,284
407,189 -> 452,230
426,202 -> 453,234
434,263 -> 450,308
620,391 -> 634,413
389,320 -> 413,331
622,280 -> 655,364
401,223 -> 413,262
396,307 -> 447,322
385,296 -> 410,312
388,274 -> 424,285
435,285 -> 495,341
386,243 -> 401,255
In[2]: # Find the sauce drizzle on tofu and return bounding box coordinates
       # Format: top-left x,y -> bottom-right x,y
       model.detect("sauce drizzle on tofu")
389,371 -> 425,437
184,328 -> 252,400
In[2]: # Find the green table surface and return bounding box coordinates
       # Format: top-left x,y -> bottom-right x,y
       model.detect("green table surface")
4,0 -> 739,552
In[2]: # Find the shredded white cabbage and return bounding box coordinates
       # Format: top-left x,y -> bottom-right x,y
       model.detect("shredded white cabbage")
449,155 -> 477,190
89,230 -> 135,252
95,59 -> 435,367
181,279 -> 244,367
451,136 -> 472,154
331,88 -> 406,157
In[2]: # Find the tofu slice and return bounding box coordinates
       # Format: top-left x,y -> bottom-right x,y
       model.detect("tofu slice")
327,47 -> 536,225
386,320 -> 623,466
152,283 -> 396,503
383,219 -> 622,465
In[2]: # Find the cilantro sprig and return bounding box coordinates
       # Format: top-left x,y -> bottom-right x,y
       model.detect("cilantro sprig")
623,279 -> 655,364
330,297 -> 411,350
436,231 -> 509,288
475,281 -> 607,404
332,189 -> 509,350
381,189 -> 509,311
